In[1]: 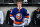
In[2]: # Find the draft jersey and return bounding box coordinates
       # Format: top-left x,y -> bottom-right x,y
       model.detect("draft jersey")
32,9 -> 40,25
10,8 -> 29,25
6,9 -> 13,25
0,11 -> 4,24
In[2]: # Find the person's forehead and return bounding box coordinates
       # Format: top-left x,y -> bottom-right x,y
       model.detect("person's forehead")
18,2 -> 22,3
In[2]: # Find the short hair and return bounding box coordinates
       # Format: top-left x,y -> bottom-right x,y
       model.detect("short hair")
17,0 -> 23,3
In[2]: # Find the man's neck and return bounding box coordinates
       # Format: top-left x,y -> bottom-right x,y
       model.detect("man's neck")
17,6 -> 22,9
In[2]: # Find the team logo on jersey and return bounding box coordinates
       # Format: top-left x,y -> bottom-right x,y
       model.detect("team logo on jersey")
16,13 -> 22,20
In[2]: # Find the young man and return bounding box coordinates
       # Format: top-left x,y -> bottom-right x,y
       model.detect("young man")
10,0 -> 30,27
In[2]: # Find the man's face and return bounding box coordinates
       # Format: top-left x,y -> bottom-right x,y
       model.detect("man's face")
17,2 -> 22,6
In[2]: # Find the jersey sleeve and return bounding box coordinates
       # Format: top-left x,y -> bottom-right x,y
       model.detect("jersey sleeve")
10,9 -> 14,17
25,10 -> 30,18
10,9 -> 14,20
24,10 -> 31,25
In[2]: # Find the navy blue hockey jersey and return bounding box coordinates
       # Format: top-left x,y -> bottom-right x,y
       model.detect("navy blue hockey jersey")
10,8 -> 29,24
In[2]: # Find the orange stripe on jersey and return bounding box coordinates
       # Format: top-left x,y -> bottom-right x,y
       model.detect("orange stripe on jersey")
25,16 -> 29,18
10,14 -> 13,16
36,10 -> 40,11
14,21 -> 23,24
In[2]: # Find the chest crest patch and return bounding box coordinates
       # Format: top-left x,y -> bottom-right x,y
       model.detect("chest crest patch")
16,13 -> 22,20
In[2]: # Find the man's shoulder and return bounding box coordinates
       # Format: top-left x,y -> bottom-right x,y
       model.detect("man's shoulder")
12,8 -> 17,11
22,8 -> 27,11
